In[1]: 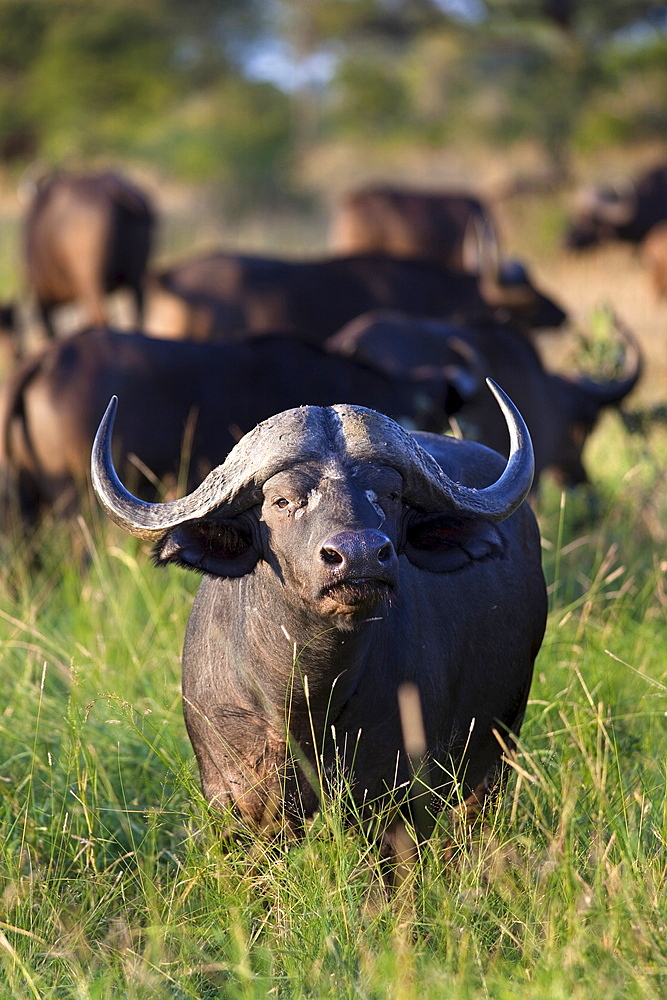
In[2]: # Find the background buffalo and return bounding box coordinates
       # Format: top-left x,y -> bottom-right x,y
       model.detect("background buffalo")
0,326 -> 475,520
565,162 -> 667,250
144,249 -> 567,343
330,185 -> 500,271
327,310 -> 642,490
24,169 -> 155,338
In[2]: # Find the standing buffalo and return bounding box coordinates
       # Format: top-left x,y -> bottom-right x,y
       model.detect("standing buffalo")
0,326 -> 475,520
25,170 -> 155,338
92,391 -> 547,860
565,163 -> 667,250
330,185 -> 500,272
145,250 -> 567,344
327,310 -> 642,489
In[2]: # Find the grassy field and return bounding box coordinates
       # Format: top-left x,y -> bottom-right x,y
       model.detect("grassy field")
0,179 -> 666,998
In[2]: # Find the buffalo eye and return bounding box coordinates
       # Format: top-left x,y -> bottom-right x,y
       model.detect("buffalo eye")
274,497 -> 290,509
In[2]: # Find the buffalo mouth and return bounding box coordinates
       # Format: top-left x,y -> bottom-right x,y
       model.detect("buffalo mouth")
319,576 -> 395,612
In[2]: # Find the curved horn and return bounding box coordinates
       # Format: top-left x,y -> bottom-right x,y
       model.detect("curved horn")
475,223 -> 535,309
399,379 -> 534,520
91,397 -> 345,540
461,210 -> 499,274
441,335 -> 484,402
573,315 -> 642,406
92,384 -> 534,541
91,397 -> 240,539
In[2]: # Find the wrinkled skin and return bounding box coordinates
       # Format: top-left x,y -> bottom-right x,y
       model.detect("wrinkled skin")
153,434 -> 546,846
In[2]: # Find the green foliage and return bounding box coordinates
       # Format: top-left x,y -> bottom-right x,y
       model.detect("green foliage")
0,0 -> 291,207
135,78 -> 294,212
331,55 -> 411,137
26,6 -> 178,160
1,0 -> 667,201
315,3 -> 667,173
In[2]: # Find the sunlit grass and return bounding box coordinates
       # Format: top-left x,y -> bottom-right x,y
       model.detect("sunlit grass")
0,410 -> 664,997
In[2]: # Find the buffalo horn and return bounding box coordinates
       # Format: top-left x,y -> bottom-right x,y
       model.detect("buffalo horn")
461,211 -> 499,275
441,335 -> 483,401
91,382 -> 534,540
474,220 -> 535,309
398,378 -> 534,520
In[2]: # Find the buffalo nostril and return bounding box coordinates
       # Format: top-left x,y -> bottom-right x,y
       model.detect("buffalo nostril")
377,543 -> 392,563
320,546 -> 343,565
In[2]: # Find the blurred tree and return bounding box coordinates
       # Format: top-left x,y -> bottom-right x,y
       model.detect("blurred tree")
0,0 -> 288,201
1,0 -> 666,202
306,0 -> 667,179
467,1 -> 667,175
483,0 -> 667,36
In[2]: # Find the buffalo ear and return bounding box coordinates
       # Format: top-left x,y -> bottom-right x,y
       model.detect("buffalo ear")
402,512 -> 504,573
153,516 -> 259,578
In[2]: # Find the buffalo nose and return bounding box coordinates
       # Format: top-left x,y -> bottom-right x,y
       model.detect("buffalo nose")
319,530 -> 394,571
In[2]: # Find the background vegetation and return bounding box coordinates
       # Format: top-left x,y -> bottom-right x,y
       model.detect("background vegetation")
2,0 -> 667,205
0,0 -> 666,996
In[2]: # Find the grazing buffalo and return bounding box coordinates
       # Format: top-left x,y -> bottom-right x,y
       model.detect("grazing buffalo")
330,185 -> 500,272
145,250 -> 567,344
327,310 -> 642,489
0,326 -> 475,520
92,390 -> 547,860
565,163 -> 667,250
25,170 -> 155,337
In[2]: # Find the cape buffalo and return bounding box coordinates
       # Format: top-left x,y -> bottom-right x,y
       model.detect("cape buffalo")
91,389 -> 547,861
145,250 -> 567,344
330,185 -> 500,272
565,163 -> 667,250
0,327 -> 475,520
326,310 -> 642,489
25,170 -> 155,338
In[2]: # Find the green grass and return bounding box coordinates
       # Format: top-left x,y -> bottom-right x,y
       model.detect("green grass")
0,412 -> 665,999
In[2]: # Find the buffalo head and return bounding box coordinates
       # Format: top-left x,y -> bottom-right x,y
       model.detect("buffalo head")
549,321 -> 642,487
92,381 -> 533,600
468,216 -> 567,329
564,182 -> 637,250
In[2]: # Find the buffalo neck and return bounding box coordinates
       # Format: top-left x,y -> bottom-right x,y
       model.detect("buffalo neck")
225,565 -> 390,741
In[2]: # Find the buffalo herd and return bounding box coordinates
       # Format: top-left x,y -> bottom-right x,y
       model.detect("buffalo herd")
0,163 -> 656,864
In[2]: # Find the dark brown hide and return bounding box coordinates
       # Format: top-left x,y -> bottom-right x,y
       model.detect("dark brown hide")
25,170 -> 155,337
326,311 -> 641,489
330,185 -> 499,271
565,163 -> 667,249
146,250 -> 567,344
640,221 -> 667,297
